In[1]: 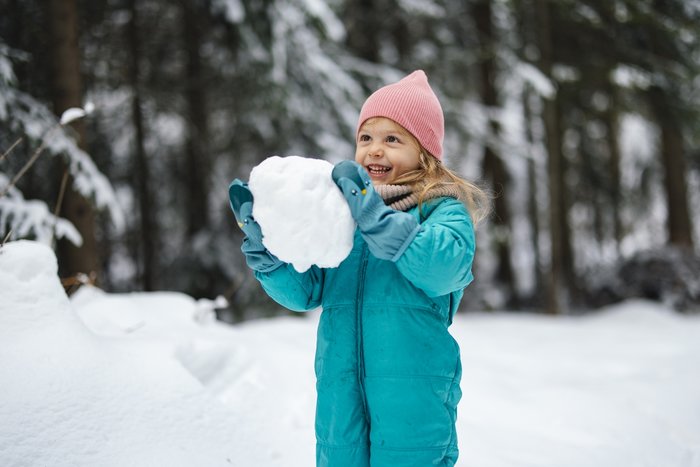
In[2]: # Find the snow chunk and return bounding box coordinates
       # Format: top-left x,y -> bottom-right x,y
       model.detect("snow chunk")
59,103 -> 93,125
248,156 -> 355,273
59,103 -> 94,125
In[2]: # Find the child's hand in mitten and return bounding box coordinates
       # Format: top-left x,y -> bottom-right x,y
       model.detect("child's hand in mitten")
331,161 -> 420,261
331,160 -> 384,226
229,180 -> 283,272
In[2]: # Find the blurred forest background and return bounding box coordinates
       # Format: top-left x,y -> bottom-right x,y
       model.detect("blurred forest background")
1,0 -> 699,321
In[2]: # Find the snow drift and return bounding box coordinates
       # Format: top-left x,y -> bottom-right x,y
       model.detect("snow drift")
0,241 -> 239,467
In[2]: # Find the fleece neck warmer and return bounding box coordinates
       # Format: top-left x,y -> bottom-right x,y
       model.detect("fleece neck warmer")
375,184 -> 461,212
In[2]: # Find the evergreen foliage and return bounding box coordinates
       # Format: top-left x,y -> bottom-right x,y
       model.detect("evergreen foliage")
0,0 -> 697,318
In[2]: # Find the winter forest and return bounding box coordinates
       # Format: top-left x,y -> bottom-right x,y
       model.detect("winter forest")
1,0 -> 699,319
2,1 -> 700,466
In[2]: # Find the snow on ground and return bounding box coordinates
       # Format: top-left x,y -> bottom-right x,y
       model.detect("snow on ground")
0,241 -> 246,467
248,155 -> 355,272
2,240 -> 700,466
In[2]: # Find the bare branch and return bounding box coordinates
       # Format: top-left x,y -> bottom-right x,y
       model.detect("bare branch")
51,168 -> 71,249
0,126 -> 59,198
0,137 -> 23,163
1,228 -> 12,247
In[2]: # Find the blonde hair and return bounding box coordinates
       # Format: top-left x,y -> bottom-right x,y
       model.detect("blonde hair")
393,151 -> 492,226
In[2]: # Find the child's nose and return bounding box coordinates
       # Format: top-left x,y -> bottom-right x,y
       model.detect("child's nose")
368,141 -> 384,157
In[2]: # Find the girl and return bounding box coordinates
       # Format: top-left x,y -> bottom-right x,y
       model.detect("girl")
229,70 -> 489,467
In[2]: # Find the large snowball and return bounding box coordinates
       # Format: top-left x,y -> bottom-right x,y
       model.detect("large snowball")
248,156 -> 355,272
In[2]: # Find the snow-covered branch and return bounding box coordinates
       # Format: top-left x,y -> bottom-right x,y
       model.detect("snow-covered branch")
0,174 -> 82,246
0,44 -> 125,244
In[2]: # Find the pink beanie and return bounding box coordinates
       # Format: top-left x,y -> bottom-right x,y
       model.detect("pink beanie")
357,70 -> 444,160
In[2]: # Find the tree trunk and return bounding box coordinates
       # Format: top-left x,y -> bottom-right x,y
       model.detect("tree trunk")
515,0 -> 544,304
535,0 -> 566,314
602,82 -> 623,250
128,0 -> 157,290
523,87 -> 543,299
648,86 -> 694,248
47,0 -> 100,283
344,0 -> 379,62
556,96 -> 577,300
646,0 -> 694,248
472,0 -> 517,304
182,0 -> 210,237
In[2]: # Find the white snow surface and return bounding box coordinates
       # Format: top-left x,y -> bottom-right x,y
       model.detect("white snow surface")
0,241 -> 241,467
2,240 -> 700,466
248,155 -> 355,272
59,103 -> 94,126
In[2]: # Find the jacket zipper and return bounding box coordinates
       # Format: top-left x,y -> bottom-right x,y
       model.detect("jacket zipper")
356,244 -> 370,422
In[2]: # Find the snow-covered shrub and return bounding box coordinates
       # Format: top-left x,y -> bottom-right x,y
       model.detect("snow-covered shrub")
0,172 -> 82,245
589,247 -> 700,312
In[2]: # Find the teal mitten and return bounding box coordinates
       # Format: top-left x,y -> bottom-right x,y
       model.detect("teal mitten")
331,161 -> 421,261
228,179 -> 283,272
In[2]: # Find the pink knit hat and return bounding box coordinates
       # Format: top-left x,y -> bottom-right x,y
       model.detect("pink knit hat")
356,70 -> 444,160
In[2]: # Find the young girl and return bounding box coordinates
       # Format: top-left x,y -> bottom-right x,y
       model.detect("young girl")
229,70 -> 488,467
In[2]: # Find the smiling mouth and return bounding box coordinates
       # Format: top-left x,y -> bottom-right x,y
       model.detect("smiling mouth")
367,164 -> 391,175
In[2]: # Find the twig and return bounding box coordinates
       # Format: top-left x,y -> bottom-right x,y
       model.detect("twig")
1,228 -> 12,248
0,125 -> 59,198
51,168 -> 70,249
0,136 -> 23,163
61,271 -> 96,295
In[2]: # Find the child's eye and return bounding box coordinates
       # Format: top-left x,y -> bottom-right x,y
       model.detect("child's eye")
358,134 -> 371,142
386,135 -> 400,143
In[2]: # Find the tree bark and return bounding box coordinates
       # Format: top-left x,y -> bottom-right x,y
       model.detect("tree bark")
535,0 -> 566,314
648,86 -> 694,248
127,0 -> 157,290
646,0 -> 694,248
344,0 -> 379,62
523,88 -> 543,299
556,96 -> 577,300
472,0 -> 517,304
47,0 -> 100,282
604,83 -> 623,250
182,0 -> 210,237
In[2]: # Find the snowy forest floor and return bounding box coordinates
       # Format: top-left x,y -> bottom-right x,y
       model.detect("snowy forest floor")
2,241 -> 700,466
71,291 -> 700,466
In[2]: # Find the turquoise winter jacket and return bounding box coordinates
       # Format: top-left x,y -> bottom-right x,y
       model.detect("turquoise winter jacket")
254,196 -> 475,467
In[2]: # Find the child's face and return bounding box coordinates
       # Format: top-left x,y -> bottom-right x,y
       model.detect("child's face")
355,117 -> 421,185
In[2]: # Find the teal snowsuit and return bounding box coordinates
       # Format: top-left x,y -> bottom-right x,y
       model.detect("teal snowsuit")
254,197 -> 475,466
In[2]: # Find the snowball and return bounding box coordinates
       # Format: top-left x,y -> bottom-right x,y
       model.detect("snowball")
248,156 -> 355,272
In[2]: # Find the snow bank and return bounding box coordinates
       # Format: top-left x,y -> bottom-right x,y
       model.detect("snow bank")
248,155 -> 355,272
0,241 -> 240,467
